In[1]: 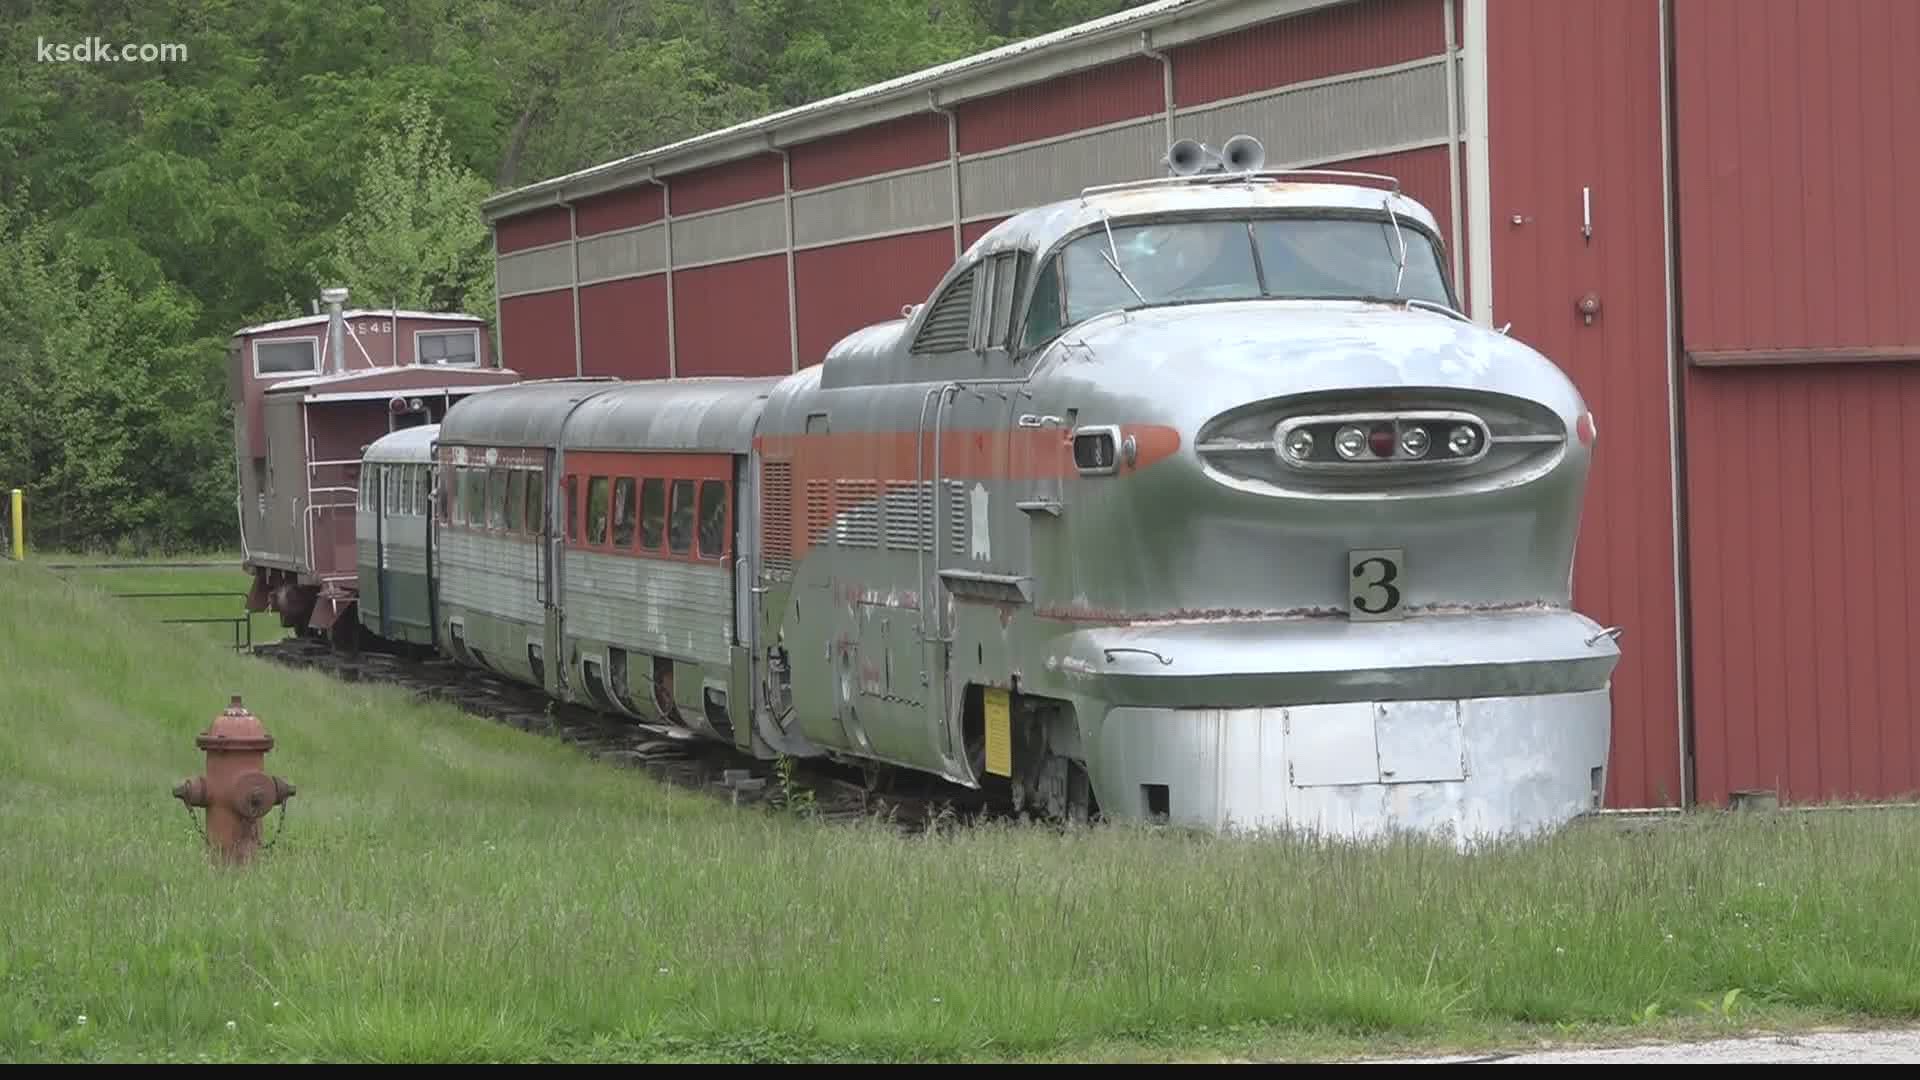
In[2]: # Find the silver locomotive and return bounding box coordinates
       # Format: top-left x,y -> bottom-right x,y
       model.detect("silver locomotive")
407,135 -> 1620,843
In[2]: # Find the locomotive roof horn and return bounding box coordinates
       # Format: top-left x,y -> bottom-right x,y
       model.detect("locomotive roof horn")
1164,134 -> 1266,177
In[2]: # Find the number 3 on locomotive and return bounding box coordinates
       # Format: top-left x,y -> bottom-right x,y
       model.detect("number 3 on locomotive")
1348,548 -> 1406,622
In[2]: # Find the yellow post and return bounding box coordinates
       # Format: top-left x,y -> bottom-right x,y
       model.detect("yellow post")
9,489 -> 22,560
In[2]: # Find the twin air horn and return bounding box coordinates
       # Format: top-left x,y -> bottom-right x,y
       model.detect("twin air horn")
1164,133 -> 1267,177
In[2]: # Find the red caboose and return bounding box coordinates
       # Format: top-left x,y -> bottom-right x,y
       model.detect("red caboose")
230,287 -> 521,641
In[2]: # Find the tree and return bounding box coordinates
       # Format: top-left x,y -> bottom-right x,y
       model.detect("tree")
318,92 -> 495,318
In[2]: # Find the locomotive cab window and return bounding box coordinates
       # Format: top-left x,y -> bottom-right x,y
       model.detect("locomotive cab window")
1044,212 -> 1456,336
1021,255 -> 1064,351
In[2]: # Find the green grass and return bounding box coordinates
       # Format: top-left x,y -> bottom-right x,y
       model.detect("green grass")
4,557 -> 1920,1063
37,555 -> 288,649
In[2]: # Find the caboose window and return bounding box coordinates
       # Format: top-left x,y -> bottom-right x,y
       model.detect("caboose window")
612,478 -> 636,549
669,479 -> 695,554
586,476 -> 610,546
698,480 -> 726,559
254,337 -> 317,375
416,329 -> 479,366
640,479 -> 665,550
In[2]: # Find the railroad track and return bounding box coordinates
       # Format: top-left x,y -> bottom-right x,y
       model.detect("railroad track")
249,637 -> 1000,833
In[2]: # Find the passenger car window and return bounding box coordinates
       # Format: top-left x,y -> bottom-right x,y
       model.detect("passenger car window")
506,470 -> 524,532
698,480 -> 726,558
640,478 -> 664,550
488,468 -> 509,529
586,476 -> 609,545
463,467 -> 486,527
668,479 -> 695,554
612,478 -> 636,548
526,469 -> 545,534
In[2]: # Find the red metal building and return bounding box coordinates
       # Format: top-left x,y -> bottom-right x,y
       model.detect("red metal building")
477,0 -> 1920,811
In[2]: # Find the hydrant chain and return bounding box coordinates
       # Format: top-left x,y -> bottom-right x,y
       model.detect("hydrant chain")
174,694 -> 295,867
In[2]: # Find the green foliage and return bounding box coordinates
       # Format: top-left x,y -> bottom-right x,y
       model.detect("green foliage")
321,92 -> 495,317
0,0 -> 1149,551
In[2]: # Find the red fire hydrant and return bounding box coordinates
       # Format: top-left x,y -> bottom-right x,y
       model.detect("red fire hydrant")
173,695 -> 295,865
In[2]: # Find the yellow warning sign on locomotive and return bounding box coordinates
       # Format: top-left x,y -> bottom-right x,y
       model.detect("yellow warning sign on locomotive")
984,687 -> 1011,776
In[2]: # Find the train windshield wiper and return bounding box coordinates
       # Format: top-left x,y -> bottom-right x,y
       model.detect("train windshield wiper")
1383,196 -> 1407,298
1097,210 -> 1146,305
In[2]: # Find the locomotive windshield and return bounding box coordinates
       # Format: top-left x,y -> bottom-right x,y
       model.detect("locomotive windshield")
1023,214 -> 1453,348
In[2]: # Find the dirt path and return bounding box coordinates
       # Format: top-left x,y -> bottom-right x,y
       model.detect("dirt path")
1376,1027 -> 1920,1063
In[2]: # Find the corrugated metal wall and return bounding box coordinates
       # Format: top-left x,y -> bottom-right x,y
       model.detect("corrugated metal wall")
1170,0 -> 1443,106
1674,0 -> 1920,805
795,229 -> 955,366
1488,0 -> 1682,807
499,291 -> 576,379
672,256 -> 791,376
580,276 -> 669,379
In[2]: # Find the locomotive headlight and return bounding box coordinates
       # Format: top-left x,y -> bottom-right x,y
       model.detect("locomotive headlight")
1334,425 -> 1367,459
1447,425 -> 1478,456
1399,426 -> 1430,458
1283,428 -> 1315,461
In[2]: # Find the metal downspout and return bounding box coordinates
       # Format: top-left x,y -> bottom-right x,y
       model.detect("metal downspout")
775,138 -> 799,372
1444,0 -> 1466,293
1140,30 -> 1173,148
1658,0 -> 1694,809
646,168 -> 677,377
929,91 -> 961,258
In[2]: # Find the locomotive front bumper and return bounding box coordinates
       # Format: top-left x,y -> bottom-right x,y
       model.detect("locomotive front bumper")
1059,610 -> 1620,844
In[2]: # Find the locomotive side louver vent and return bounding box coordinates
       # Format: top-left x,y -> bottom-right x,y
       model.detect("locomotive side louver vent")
884,481 -> 933,551
761,462 -> 792,577
910,271 -> 974,354
806,479 -> 834,548
947,481 -> 968,555
835,480 -> 881,547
